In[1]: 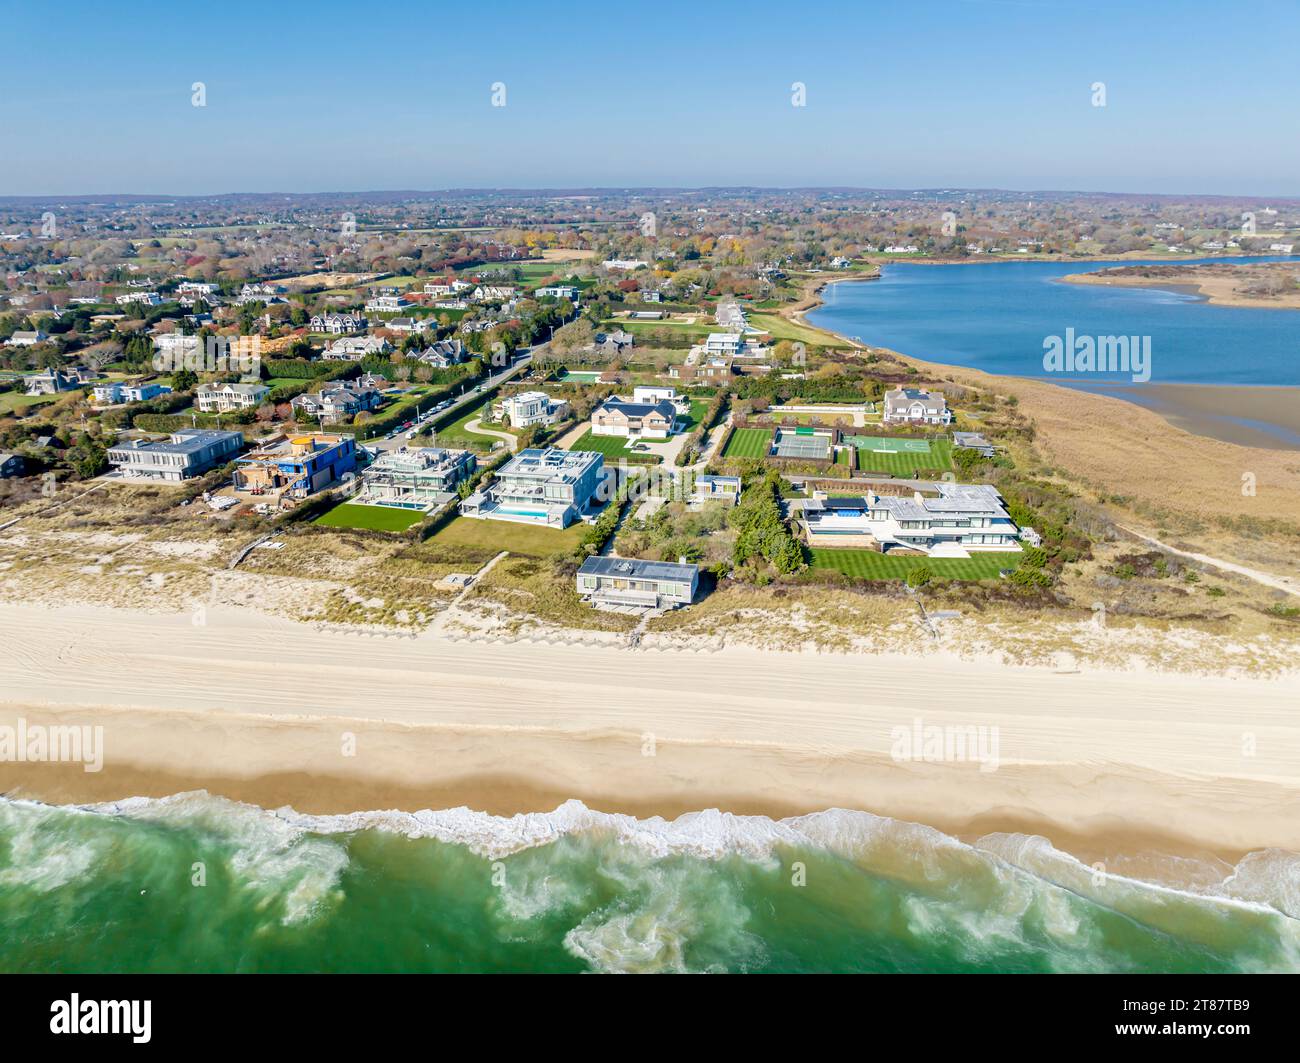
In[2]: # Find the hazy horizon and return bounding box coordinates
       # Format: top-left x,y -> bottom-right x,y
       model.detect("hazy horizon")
3,0 -> 1298,197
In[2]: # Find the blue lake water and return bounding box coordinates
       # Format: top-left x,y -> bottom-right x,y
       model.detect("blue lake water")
807,257 -> 1299,387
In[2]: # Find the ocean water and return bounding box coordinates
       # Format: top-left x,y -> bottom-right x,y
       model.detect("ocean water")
2,793 -> 1297,973
806,256 -> 1300,387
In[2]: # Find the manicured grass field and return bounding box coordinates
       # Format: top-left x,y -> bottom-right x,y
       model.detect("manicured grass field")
314,503 -> 427,531
811,549 -> 1021,581
423,515 -> 587,558
567,430 -> 662,464
722,427 -> 772,459
567,430 -> 632,456
847,437 -> 954,476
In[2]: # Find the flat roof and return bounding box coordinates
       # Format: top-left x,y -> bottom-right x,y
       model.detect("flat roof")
578,556 -> 698,581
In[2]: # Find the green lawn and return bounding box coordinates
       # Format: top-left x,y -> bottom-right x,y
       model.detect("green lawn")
314,502 -> 427,531
423,514 -> 587,558
722,427 -> 772,459
811,549 -> 1022,581
746,313 -> 836,346
846,437 -> 954,476
567,430 -> 662,464
0,392 -> 56,415
677,399 -> 710,432
432,394 -> 512,450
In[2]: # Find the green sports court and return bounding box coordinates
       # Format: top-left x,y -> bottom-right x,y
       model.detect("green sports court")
844,435 -> 954,475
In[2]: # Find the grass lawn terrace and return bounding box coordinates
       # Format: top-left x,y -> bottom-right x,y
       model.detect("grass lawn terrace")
847,437 -> 954,476
423,514 -> 587,558
722,427 -> 772,459
314,502 -> 427,532
811,549 -> 1022,581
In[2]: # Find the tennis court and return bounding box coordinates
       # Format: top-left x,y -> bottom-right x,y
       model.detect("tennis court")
772,427 -> 833,460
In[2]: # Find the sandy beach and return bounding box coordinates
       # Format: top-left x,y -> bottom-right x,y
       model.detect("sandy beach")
2,601 -> 1298,862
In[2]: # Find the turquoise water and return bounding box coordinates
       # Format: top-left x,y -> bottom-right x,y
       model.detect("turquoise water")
2,794 -> 1297,973
807,256 -> 1299,386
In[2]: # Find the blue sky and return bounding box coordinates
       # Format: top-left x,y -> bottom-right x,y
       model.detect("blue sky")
2,0 -> 1297,196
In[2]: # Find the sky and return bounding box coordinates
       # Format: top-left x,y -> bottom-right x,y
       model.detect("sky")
2,0 -> 1297,197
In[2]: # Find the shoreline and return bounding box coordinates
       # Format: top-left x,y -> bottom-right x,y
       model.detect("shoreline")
800,269 -> 1300,451
2,600 -> 1299,864
1060,264 -> 1300,311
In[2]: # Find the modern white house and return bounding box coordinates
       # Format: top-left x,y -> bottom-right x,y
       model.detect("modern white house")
107,429 -> 244,482
115,291 -> 163,307
602,259 -> 648,271
364,294 -> 412,313
495,390 -> 569,428
195,382 -> 270,413
535,285 -> 579,301
356,446 -> 477,511
882,387 -> 952,425
631,385 -> 687,410
460,447 -> 605,528
575,556 -> 699,611
705,332 -> 744,357
92,381 -> 172,405
800,483 -> 1022,557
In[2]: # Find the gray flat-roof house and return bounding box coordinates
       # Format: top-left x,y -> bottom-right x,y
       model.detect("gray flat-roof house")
107,429 -> 244,482
460,446 -> 604,527
883,387 -> 952,425
356,446 -> 477,511
691,474 -> 742,506
576,556 -> 699,611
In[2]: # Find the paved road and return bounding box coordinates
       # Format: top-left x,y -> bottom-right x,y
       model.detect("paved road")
366,349 -> 535,454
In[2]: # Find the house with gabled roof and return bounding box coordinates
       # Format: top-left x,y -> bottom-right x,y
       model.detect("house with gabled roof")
882,387 -> 952,425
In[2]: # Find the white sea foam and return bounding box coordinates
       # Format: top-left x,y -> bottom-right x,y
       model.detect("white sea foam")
0,801 -> 109,892
7,790 -> 1299,948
